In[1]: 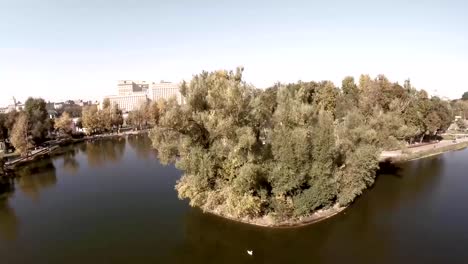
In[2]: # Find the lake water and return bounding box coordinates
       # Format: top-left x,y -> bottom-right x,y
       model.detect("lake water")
1,135 -> 468,264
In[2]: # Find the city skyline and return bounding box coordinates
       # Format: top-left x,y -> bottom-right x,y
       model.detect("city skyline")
1,0 -> 467,106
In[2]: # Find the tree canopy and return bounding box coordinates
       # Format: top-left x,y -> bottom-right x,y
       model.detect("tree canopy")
462,92 -> 468,101
24,97 -> 51,144
54,112 -> 73,136
81,103 -> 123,134
10,113 -> 31,156
149,68 -> 454,222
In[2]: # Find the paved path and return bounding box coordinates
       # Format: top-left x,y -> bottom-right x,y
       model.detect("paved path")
380,136 -> 468,160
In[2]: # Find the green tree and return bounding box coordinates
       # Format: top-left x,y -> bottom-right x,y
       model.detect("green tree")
24,97 -> 51,144
150,68 -> 384,221
147,101 -> 161,126
462,92 -> 468,101
341,76 -> 359,104
110,104 -> 124,131
148,68 -> 454,222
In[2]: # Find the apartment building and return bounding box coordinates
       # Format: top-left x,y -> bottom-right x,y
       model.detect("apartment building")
104,80 -> 182,112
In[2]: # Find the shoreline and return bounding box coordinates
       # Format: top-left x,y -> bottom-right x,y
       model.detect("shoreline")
203,140 -> 468,228
3,129 -> 148,169
382,140 -> 468,163
5,133 -> 468,228
202,204 -> 347,228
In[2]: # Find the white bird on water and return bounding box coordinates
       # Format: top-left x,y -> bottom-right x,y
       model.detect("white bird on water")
247,250 -> 253,256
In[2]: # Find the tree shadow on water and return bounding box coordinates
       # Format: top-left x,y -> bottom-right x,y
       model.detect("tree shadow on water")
376,161 -> 403,179
14,158 -> 57,201
0,196 -> 19,241
168,207 -> 352,264
82,138 -> 126,167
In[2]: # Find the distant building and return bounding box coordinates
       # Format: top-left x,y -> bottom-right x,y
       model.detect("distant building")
104,94 -> 148,112
3,104 -> 24,113
149,82 -> 183,104
73,99 -> 91,107
1,97 -> 24,113
54,102 -> 64,109
118,80 -> 150,95
71,117 -> 84,133
48,109 -> 58,119
103,80 -> 183,112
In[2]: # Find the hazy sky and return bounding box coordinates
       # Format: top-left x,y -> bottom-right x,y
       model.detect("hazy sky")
1,0 -> 467,106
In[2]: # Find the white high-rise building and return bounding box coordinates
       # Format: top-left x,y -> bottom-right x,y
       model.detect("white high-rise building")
103,80 -> 182,112
118,80 -> 150,95
104,94 -> 148,112
148,82 -> 183,104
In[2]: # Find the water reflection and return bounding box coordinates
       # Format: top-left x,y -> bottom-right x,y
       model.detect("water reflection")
62,148 -> 80,174
83,138 -> 126,167
173,207 -> 392,263
169,158 -> 447,263
127,134 -> 157,160
0,199 -> 18,241
0,178 -> 13,195
375,156 -> 444,212
15,159 -> 57,201
0,135 -> 466,263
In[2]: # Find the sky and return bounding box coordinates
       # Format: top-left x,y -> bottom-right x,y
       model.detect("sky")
1,0 -> 467,106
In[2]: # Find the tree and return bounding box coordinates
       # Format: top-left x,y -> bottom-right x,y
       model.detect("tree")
11,113 -> 31,156
102,98 -> 111,109
82,106 -> 100,135
147,101 -> 161,126
82,104 -> 115,134
462,92 -> 468,101
149,68 -> 384,221
127,109 -> 145,130
0,111 -> 19,151
54,112 -> 72,136
24,97 -> 51,145
337,77 -> 359,119
61,104 -> 82,118
98,109 -> 112,132
314,81 -> 338,116
110,104 -> 123,131
454,100 -> 468,119
148,68 -> 455,223
456,118 -> 466,130
341,76 -> 359,104
0,114 -> 8,142
5,111 -> 19,133
358,74 -> 372,90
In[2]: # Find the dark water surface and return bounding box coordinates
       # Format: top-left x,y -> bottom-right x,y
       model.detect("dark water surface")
2,135 -> 468,264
